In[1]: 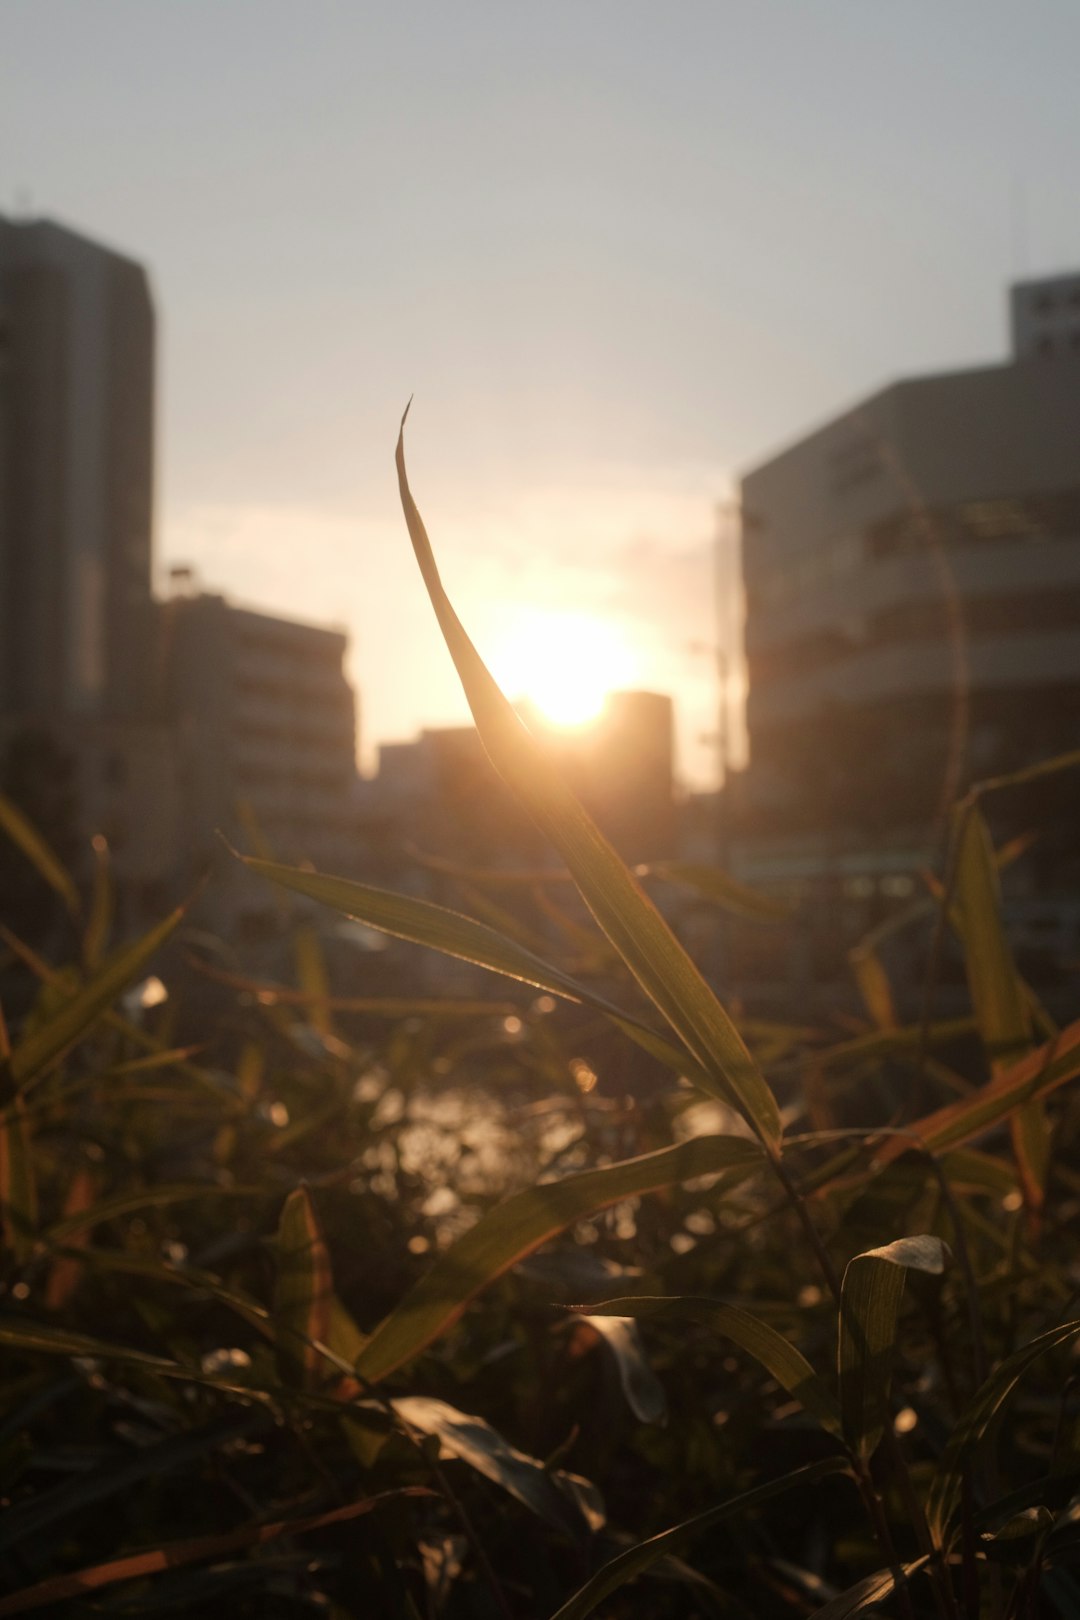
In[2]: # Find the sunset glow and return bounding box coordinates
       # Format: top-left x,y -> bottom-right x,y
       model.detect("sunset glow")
487,608 -> 640,728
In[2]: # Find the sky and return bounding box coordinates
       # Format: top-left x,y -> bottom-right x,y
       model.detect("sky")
4,1 -> 1080,785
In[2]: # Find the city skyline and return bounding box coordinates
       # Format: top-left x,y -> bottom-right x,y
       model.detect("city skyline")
6,3 -> 1080,781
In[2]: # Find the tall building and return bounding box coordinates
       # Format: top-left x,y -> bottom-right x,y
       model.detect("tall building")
0,217 -> 155,719
734,274 -> 1080,986
161,592 -> 359,888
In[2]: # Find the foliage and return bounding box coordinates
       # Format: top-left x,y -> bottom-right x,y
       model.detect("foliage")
1,438 -> 1080,1616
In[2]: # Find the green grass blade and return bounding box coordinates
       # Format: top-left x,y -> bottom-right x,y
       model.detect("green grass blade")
953,805 -> 1046,1208
576,1313 -> 667,1425
0,789 -> 80,920
395,418 -> 782,1150
872,1015 -> 1080,1168
9,903 -> 186,1090
275,1187 -> 333,1389
839,1236 -> 949,1460
548,1457 -> 850,1620
242,857 -> 702,1081
354,1135 -> 764,1386
639,862 -> 791,922
809,1558 -> 930,1619
0,1096 -> 37,1263
926,1317 -> 1080,1548
393,1396 -> 602,1533
577,1296 -> 841,1436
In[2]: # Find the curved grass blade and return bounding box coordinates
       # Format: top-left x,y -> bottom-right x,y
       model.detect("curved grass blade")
275,1186 -> 332,1389
393,1396 -> 603,1533
42,1181 -> 257,1246
872,1015 -> 1080,1169
0,1487 -> 434,1618
576,1314 -> 667,1425
548,1456 -> 850,1620
354,1135 -> 764,1386
808,1557 -> 930,1619
0,1316 -> 184,1374
396,417 -> 781,1150
953,805 -> 1046,1208
577,1296 -> 840,1436
242,857 -> 701,1081
839,1235 -> 949,1460
638,861 -> 791,923
0,1095 -> 37,1263
0,789 -> 80,920
926,1317 -> 1080,1548
9,902 -> 186,1090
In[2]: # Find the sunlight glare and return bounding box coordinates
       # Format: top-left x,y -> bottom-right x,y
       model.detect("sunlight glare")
488,609 -> 639,727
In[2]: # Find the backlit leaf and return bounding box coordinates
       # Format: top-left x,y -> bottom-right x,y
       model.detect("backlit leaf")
578,1296 -> 841,1436
839,1235 -> 949,1460
275,1187 -> 332,1389
395,418 -> 782,1149
0,789 -> 80,920
354,1135 -> 764,1386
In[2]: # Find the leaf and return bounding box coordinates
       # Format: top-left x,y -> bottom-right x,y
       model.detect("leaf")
83,834 -> 113,970
293,923 -> 332,1037
395,418 -> 782,1149
926,1317 -> 1080,1548
241,860 -> 692,1075
547,1457 -> 850,1620
808,1557 -> 930,1619
0,1487 -> 434,1618
577,1314 -> 667,1425
0,1315 -> 184,1375
872,1016 -> 1080,1169
638,862 -> 791,922
0,1094 -> 37,1263
0,789 -> 80,919
577,1297 -> 841,1437
953,805 -> 1046,1208
354,1134 -> 764,1386
393,1396 -> 603,1533
838,1235 -> 949,1460
275,1187 -> 333,1389
43,1181 -> 255,1246
8,902 -> 186,1091
848,946 -> 896,1031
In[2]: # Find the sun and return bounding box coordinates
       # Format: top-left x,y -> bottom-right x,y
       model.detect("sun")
487,608 -> 640,728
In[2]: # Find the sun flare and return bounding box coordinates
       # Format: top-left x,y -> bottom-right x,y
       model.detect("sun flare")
487,608 -> 640,728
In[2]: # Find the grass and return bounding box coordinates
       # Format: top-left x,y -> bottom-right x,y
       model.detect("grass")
0,429 -> 1078,1615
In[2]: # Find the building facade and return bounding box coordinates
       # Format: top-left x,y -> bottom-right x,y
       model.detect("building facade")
734,275 -> 1080,989
160,593 -> 359,889
0,216 -> 155,720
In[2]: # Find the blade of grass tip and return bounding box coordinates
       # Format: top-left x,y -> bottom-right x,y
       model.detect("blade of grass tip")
0,790 -> 80,920
395,413 -> 781,1152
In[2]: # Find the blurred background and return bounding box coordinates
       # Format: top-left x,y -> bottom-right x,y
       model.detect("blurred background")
3,0 -> 1080,1011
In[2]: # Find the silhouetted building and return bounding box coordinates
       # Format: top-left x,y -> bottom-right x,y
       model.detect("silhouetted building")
734,273 -> 1080,993
161,593 -> 358,888
0,216 -> 155,719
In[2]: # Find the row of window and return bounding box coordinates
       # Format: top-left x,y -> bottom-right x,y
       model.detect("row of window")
749,586 -> 1080,686
749,489 -> 1080,609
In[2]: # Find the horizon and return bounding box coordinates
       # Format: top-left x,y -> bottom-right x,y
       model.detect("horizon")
6,2 -> 1080,783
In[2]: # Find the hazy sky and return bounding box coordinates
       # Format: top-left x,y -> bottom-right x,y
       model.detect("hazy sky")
5,2 -> 1080,783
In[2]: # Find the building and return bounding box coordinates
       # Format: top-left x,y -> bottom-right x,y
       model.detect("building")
734,274 -> 1080,990
0,216 -> 155,719
160,592 -> 359,893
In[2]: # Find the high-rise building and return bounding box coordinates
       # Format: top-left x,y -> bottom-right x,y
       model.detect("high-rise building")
734,274 -> 1080,987
0,216 -> 155,719
160,592 -> 359,890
